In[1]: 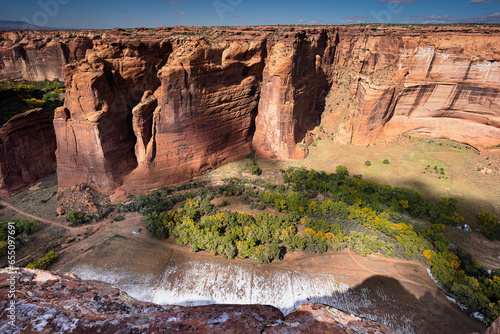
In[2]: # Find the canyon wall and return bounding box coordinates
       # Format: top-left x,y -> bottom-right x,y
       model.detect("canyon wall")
1,26 -> 500,196
253,29 -> 335,160
0,108 -> 56,195
325,27 -> 500,147
0,31 -> 93,81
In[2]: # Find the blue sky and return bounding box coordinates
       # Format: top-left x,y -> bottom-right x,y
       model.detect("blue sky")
1,0 -> 499,29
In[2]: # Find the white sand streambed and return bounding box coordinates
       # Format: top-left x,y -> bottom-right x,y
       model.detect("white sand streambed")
57,233 -> 485,334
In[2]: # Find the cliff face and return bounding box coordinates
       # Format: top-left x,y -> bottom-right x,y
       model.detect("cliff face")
1,26 -> 500,196
0,108 -> 56,195
54,33 -> 266,194
121,37 -> 265,194
54,39 -> 171,191
0,268 -> 397,334
253,29 -> 335,160
0,31 -> 93,81
328,27 -> 500,146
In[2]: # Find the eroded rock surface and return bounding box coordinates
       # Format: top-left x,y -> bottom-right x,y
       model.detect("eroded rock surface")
0,268 -> 397,334
329,27 -> 500,147
0,108 -> 56,195
1,26 -> 500,196
0,31 -> 93,81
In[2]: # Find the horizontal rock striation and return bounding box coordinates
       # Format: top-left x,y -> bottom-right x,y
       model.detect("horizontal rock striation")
0,108 -> 56,195
0,268 -> 397,334
1,26 -> 500,195
0,31 -> 93,81
327,27 -> 500,147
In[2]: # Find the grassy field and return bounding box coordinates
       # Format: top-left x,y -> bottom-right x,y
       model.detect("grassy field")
6,172 -> 61,221
205,136 -> 500,269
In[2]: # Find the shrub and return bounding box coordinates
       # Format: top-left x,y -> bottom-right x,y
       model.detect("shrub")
478,211 -> 499,225
66,210 -> 88,225
113,214 -> 124,221
365,160 -> 371,166
26,251 -> 59,269
249,161 -> 262,176
335,165 -> 349,177
383,159 -> 390,165
0,241 -> 7,256
217,200 -> 230,208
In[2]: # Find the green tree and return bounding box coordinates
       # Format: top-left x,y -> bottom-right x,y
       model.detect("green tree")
335,165 -> 349,177
66,211 -> 88,225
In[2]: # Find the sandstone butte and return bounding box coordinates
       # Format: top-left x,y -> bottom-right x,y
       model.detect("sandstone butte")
1,268 -> 499,334
0,26 -> 499,197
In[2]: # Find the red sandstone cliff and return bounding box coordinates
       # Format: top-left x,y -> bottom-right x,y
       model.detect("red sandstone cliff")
253,29 -> 335,160
0,31 -> 93,81
0,108 -> 56,195
324,27 -> 500,147
0,268 -> 397,333
1,26 -> 500,196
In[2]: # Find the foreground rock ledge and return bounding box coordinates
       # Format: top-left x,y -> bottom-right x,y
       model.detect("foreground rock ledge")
0,268 -> 396,333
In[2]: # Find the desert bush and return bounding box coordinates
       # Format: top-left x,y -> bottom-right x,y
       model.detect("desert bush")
113,214 -> 124,221
365,160 -> 371,166
249,161 -> 262,175
66,210 -> 89,226
0,219 -> 40,244
478,211 -> 499,225
335,165 -> 349,177
26,250 -> 59,269
383,159 -> 390,164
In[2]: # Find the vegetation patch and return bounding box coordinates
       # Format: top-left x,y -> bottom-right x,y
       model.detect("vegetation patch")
0,219 -> 40,256
0,80 -> 65,124
122,166 -> 499,325
26,250 -> 59,270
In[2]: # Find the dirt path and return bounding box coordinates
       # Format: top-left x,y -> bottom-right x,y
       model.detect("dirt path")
0,198 -> 118,266
0,199 -> 72,230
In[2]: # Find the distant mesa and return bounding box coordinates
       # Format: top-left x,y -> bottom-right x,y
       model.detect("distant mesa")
0,20 -> 57,31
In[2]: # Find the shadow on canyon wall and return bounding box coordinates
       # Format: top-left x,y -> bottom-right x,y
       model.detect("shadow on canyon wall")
181,275 -> 486,334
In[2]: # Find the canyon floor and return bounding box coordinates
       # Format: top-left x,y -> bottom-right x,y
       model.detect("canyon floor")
206,136 -> 500,269
0,137 -> 498,333
52,212 -> 484,334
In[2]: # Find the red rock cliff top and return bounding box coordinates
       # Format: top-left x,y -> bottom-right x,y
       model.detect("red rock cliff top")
0,268 -> 398,333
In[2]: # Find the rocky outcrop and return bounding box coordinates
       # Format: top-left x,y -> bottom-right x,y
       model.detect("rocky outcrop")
0,108 -> 56,195
326,27 -> 500,147
0,268 -> 396,333
119,37 -> 265,194
1,26 -> 500,196
484,316 -> 500,334
0,31 -> 93,81
53,39 -> 171,191
253,29 -> 334,160
55,34 -> 266,195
